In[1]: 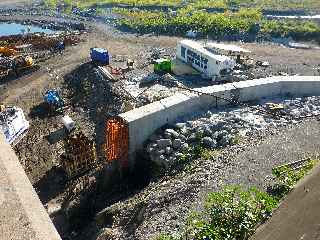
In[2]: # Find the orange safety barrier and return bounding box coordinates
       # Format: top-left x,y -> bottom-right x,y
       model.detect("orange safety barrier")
105,116 -> 129,168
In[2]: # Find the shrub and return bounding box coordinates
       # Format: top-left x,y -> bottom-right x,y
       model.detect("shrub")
200,149 -> 220,161
186,186 -> 278,240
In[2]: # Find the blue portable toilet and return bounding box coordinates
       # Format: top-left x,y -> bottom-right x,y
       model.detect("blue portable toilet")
90,47 -> 110,65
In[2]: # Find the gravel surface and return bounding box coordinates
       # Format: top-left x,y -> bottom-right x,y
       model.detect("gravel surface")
91,118 -> 320,240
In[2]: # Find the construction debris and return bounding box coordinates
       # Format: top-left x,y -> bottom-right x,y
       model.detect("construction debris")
256,60 -> 270,67
0,105 -> 29,145
61,131 -> 97,178
0,46 -> 17,56
177,40 -> 236,78
97,66 -> 115,81
62,115 -> 76,132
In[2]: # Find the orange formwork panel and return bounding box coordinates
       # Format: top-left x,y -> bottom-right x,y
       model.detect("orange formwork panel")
105,116 -> 129,168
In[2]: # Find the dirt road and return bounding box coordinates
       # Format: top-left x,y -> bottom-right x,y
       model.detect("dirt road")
0,0 -> 31,7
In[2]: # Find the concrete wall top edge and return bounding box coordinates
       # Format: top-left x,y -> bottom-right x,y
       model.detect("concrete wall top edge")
121,76 -> 320,123
120,92 -> 193,122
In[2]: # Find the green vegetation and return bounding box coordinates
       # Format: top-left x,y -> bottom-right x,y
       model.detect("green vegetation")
270,158 -> 318,199
115,8 -> 261,36
230,133 -> 243,145
157,158 -> 318,240
43,1 -> 320,41
43,0 -> 58,8
115,8 -> 320,40
155,234 -> 177,240
185,186 -> 278,240
47,0 -> 320,11
200,149 -> 221,161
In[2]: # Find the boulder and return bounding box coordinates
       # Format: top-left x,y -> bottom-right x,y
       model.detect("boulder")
174,122 -> 187,129
165,146 -> 173,155
202,137 -> 217,149
156,139 -> 172,148
188,133 -> 197,143
172,139 -> 183,149
181,143 -> 189,151
164,129 -> 180,139
146,143 -> 157,153
202,124 -> 213,137
151,154 -> 166,166
219,134 -> 232,147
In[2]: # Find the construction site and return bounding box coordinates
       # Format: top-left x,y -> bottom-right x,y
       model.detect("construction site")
1,1 -> 320,240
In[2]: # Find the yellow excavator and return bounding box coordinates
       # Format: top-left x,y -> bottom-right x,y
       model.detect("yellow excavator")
0,55 -> 34,78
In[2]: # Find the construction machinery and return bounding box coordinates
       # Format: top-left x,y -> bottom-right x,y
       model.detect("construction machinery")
0,55 -> 35,78
12,55 -> 33,71
44,89 -> 65,112
0,105 -> 29,145
0,46 -> 17,57
154,58 -> 172,74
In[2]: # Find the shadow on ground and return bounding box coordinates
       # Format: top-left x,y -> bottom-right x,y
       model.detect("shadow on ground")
34,166 -> 67,204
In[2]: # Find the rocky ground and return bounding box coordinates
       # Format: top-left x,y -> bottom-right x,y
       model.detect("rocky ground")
92,112 -> 320,240
146,96 -> 320,169
1,1 -> 320,240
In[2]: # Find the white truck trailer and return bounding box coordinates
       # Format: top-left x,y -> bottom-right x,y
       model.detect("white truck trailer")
176,39 -> 235,79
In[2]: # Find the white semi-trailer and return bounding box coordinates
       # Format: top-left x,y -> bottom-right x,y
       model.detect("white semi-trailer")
176,39 -> 235,79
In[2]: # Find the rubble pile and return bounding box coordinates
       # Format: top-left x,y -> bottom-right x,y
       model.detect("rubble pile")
146,96 -> 320,168
0,32 -> 82,51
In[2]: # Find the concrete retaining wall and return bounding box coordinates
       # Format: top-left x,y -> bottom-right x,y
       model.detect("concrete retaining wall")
0,133 -> 61,240
119,76 -> 320,167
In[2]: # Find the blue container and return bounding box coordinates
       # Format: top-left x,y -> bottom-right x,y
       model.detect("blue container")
90,47 -> 109,65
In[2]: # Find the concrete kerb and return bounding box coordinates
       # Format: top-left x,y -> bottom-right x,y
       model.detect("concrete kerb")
119,76 -> 320,168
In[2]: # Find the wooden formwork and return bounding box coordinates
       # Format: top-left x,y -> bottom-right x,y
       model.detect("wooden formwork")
105,116 -> 129,168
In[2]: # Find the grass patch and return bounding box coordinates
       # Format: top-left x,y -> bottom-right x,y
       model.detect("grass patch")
230,133 -> 244,145
43,1 -> 320,41
269,158 -> 318,199
160,158 -> 318,239
200,148 -> 221,161
155,234 -> 178,240
185,186 -> 278,240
